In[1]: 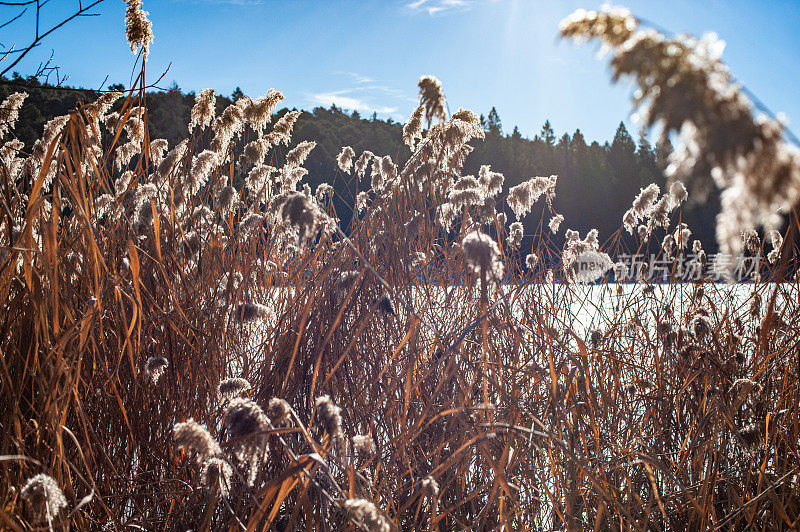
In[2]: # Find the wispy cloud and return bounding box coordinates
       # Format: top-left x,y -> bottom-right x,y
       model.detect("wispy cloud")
309,90 -> 398,115
181,0 -> 266,5
308,72 -> 416,117
404,0 -> 471,16
348,72 -> 375,84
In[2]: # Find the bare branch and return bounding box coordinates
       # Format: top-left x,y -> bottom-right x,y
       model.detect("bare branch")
0,6 -> 26,30
0,0 -> 105,79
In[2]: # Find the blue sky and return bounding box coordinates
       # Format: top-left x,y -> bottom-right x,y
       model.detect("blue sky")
2,0 -> 799,143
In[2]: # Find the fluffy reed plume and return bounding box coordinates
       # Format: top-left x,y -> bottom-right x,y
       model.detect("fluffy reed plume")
562,228 -> 613,283
148,138 -> 168,165
367,160 -> 386,191
525,253 -> 538,269
285,140 -> 316,168
767,229 -> 783,264
478,165 -> 504,198
233,303 -> 270,323
436,202 -> 458,231
509,222 -> 524,247
212,104 -> 246,154
737,420 -> 766,451
449,109 -> 485,143
462,231 -> 504,282
243,89 -> 284,132
173,419 -> 222,465
730,378 -> 763,408
337,146 -> 355,173
315,183 -> 334,203
94,194 -> 114,219
343,498 -> 390,532
31,115 -> 68,171
269,110 -> 301,146
278,166 -> 308,192
548,214 -> 564,234
124,117 -> 146,146
216,185 -> 239,215
633,184 -> 660,214
143,356 -> 168,385
217,377 -> 251,401
241,136 -> 271,165
403,104 -> 425,149
266,398 -> 291,427
188,150 -> 218,193
272,191 -> 322,243
0,139 -> 23,178
741,228 -> 760,254
124,0 -> 154,59
379,155 -> 397,182
448,175 -> 484,208
201,458 -> 233,497
354,150 -> 374,178
239,212 -> 264,237
352,434 -> 374,455
661,233 -> 674,256
421,476 -> 439,498
372,294 -> 396,317
315,395 -> 345,455
157,139 -> 188,182
89,91 -> 123,121
114,141 -> 140,170
418,75 -> 447,126
561,5 -> 800,264
191,204 -> 214,231
623,183 -> 660,234
590,328 -> 604,348
224,398 -> 268,484
506,175 -> 557,219
646,193 -> 675,233
669,180 -> 689,207
189,89 -> 216,132
690,311 -> 712,339
674,223 -> 692,250
0,92 -> 28,138
245,164 -> 275,200
20,474 -> 67,524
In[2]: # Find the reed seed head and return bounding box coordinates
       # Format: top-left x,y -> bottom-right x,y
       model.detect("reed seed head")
0,92 -> 28,138
201,457 -> 233,497
218,377 -> 251,401
143,356 -> 168,385
266,397 -> 292,427
462,230 -> 504,283
418,75 -> 447,126
224,398 -> 269,484
343,498 -> 390,532
352,434 -> 374,455
315,395 -> 345,455
337,146 -> 355,172
124,0 -> 154,59
21,474 -> 67,524
233,303 -> 271,323
173,419 -> 222,464
548,214 -> 564,234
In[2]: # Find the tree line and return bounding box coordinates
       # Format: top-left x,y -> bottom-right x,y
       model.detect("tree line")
1,76 -> 722,257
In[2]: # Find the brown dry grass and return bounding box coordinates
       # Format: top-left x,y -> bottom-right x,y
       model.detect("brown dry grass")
1,68 -> 799,532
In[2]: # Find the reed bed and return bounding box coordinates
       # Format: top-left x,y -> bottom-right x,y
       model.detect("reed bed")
1,4 -> 799,531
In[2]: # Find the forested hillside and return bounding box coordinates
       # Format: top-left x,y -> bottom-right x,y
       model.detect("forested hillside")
1,75 -> 721,256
